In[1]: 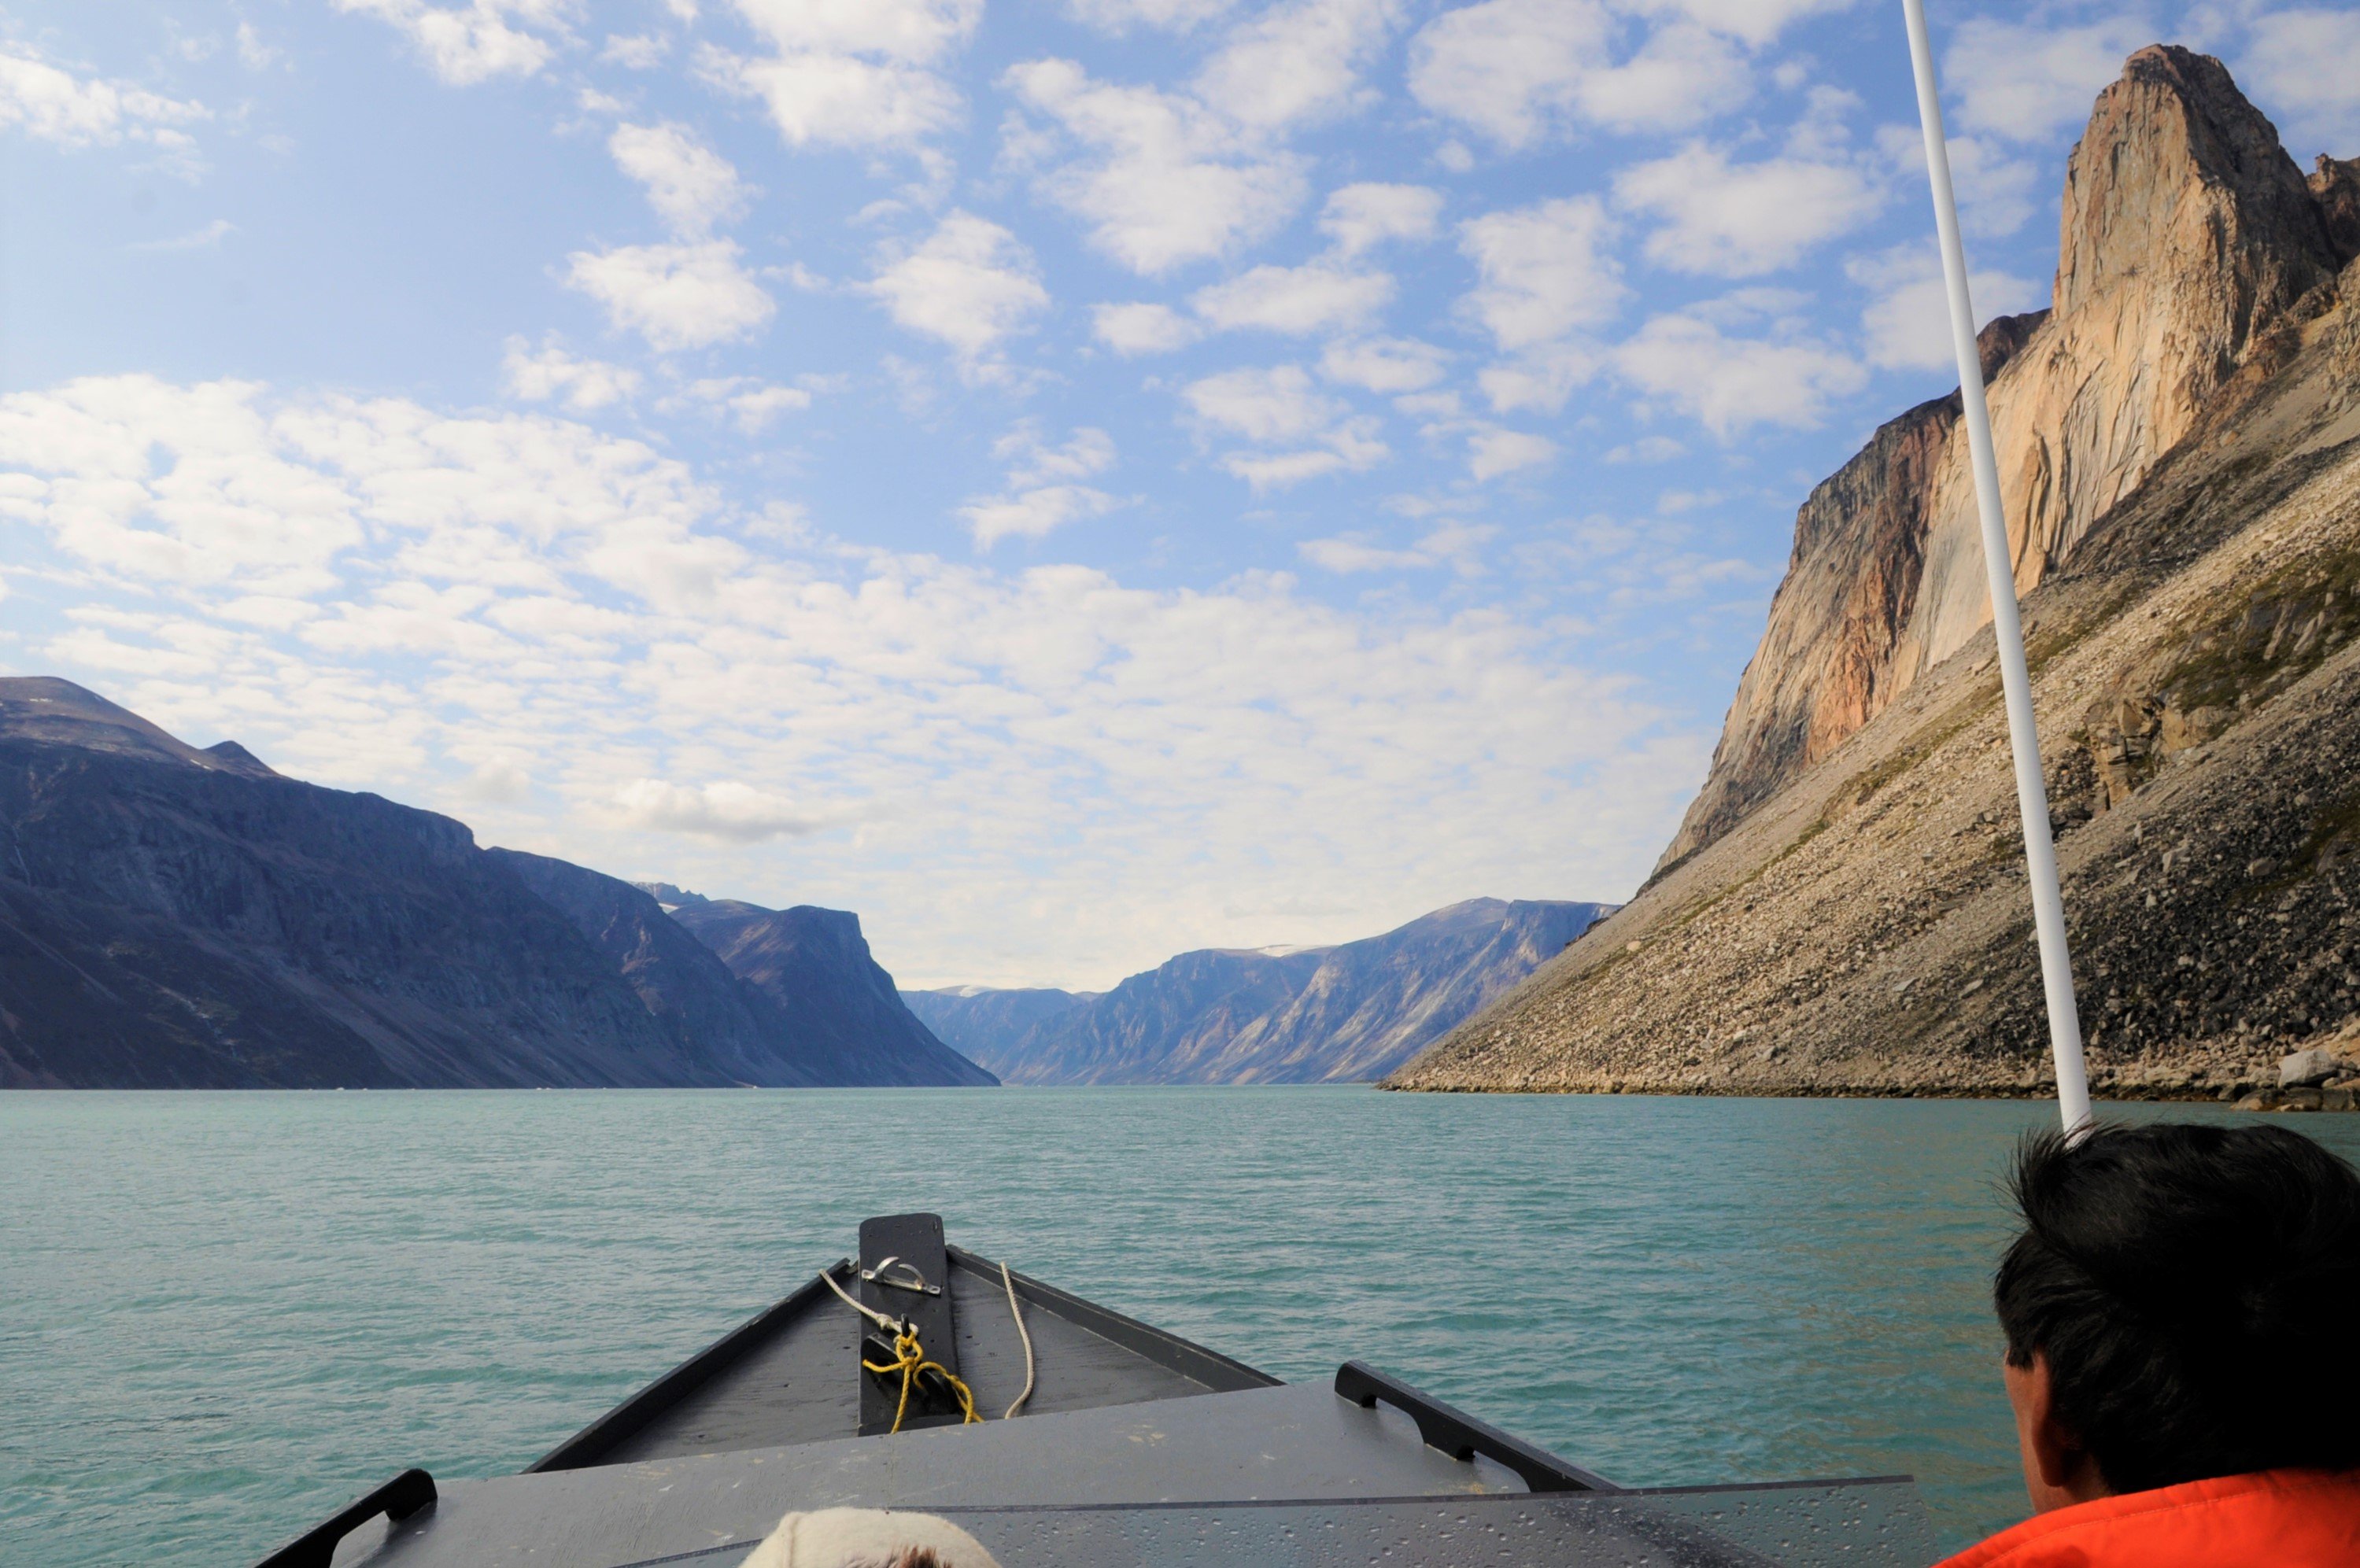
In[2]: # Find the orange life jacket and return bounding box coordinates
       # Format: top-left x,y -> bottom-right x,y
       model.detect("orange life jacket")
1935,1468 -> 2360,1568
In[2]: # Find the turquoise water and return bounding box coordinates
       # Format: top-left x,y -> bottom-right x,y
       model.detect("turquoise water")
6,1090 -> 2352,1567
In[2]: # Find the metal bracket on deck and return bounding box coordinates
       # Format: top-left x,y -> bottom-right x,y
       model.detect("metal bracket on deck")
1335,1362 -> 1616,1494
253,1468 -> 437,1568
861,1255 -> 943,1296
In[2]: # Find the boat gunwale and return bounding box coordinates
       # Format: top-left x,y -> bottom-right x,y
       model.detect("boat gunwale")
525,1243 -> 1279,1474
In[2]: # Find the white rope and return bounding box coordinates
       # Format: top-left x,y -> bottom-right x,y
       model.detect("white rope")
1901,0 -> 2090,1136
1000,1262 -> 1036,1420
821,1264 -> 904,1334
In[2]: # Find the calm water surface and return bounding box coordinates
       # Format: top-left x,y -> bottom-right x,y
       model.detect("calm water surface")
6,1089 -> 2352,1566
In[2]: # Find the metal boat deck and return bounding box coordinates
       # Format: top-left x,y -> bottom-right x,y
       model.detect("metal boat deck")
254,1213 -> 1938,1568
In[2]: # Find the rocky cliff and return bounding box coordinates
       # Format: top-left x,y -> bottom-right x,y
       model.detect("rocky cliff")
964,898 -> 1612,1084
900,987 -> 1095,1071
1390,49 -> 2360,1100
0,679 -> 991,1089
660,891 -> 999,1087
1663,46 -> 2350,868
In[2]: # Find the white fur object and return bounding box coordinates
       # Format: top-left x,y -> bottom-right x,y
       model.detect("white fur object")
737,1507 -> 1001,1568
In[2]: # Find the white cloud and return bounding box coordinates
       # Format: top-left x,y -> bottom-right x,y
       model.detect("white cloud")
130,220 -> 236,253
1319,336 -> 1449,393
237,22 -> 284,70
1605,434 -> 1685,463
502,336 -> 643,411
729,0 -> 981,57
0,371 -> 1692,990
610,122 -> 747,238
1466,426 -> 1557,481
1942,134 -> 2043,241
670,378 -> 815,433
1849,245 -> 2044,372
1192,0 -> 1402,135
565,242 -> 776,352
601,33 -> 670,68
1064,0 -> 1237,32
0,48 -> 209,153
614,778 -> 832,842
999,424 -> 1118,488
1942,17 -> 2149,146
1320,182 -> 1445,255
1623,0 -> 1856,50
1182,364 -> 1387,489
1003,58 -> 1306,274
1612,312 -> 1866,436
706,47 -> 963,151
1091,301 -> 1201,355
1574,20 -> 1748,132
1460,195 -> 1625,350
959,485 -> 1123,547
1189,260 -> 1394,335
1183,363 -> 1341,443
1406,0 -> 1745,147
1616,142 -> 1882,277
1475,345 -> 1597,415
704,0 -> 981,152
865,212 -> 1049,369
1301,519 -> 1495,574
2241,9 -> 2360,150
333,0 -> 568,86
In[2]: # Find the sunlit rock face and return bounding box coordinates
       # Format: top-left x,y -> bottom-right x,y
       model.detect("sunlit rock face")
1395,49 -> 2360,1099
1664,46 -> 2351,871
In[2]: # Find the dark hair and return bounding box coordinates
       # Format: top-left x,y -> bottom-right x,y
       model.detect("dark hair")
1994,1121 -> 2360,1493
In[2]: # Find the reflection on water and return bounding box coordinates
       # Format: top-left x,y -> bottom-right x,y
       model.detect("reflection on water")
5,1089 -> 2351,1566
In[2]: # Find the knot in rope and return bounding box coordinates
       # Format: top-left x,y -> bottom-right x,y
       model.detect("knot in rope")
862,1324 -> 981,1433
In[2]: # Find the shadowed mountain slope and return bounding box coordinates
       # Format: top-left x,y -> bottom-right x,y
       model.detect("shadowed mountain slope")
0,680 -> 988,1089
1391,49 -> 2360,1100
900,987 -> 1096,1072
661,893 -> 998,1087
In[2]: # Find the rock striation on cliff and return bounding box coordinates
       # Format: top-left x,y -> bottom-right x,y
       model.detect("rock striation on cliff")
1662,46 -> 2352,869
947,898 -> 1612,1084
0,679 -> 991,1089
1391,48 -> 2360,1101
900,986 -> 1097,1071
661,891 -> 999,1087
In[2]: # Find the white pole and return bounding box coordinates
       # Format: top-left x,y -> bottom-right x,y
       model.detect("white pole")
1900,0 -> 2092,1135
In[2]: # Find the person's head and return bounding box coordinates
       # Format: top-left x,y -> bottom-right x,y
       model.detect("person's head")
1993,1120 -> 2360,1509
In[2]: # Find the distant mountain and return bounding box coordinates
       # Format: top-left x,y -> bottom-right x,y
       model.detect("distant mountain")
0,677 -> 990,1090
944,899 -> 1614,1084
659,894 -> 998,1087
900,987 -> 1097,1072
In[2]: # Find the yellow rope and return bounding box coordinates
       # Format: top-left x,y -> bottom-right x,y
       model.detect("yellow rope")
861,1325 -> 981,1433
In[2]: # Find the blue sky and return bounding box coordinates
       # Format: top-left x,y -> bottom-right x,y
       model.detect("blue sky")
2,0 -> 2354,989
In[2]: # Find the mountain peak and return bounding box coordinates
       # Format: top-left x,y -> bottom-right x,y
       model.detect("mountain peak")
2057,44 -> 2334,325
0,677 -> 276,779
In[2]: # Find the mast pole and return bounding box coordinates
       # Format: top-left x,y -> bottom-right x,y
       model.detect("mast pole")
1900,0 -> 2092,1134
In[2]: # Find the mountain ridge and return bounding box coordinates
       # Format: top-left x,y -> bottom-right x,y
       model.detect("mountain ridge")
1390,46 -> 2360,1100
0,679 -> 988,1090
923,897 -> 1613,1084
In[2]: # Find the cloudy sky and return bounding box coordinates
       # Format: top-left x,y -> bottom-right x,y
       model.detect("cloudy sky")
2,1 -> 2354,989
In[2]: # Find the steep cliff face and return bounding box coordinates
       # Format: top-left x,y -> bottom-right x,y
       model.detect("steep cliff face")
0,680 -> 993,1089
900,987 -> 1093,1072
1664,46 -> 2350,867
0,684 -> 714,1088
1389,77 -> 2360,1097
664,897 -> 998,1087
977,898 -> 1612,1084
